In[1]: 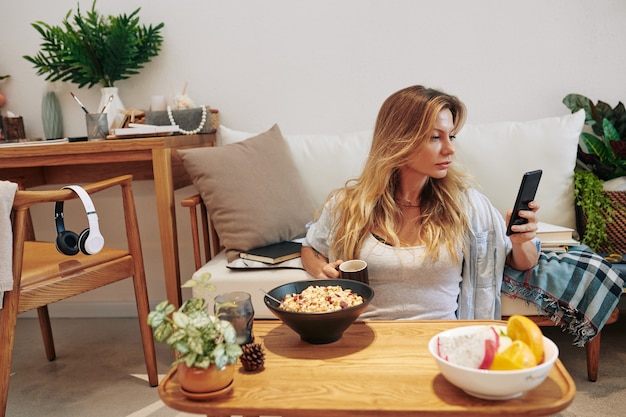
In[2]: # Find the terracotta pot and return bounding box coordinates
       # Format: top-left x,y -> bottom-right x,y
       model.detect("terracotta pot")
177,362 -> 235,393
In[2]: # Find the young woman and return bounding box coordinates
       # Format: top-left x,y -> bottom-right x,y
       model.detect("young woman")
301,85 -> 540,320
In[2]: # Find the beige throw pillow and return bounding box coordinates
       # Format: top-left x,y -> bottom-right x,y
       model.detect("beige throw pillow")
179,124 -> 316,262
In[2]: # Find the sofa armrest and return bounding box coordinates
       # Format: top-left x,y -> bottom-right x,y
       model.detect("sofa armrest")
181,194 -> 222,269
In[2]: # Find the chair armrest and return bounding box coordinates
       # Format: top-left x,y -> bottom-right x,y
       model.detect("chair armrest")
181,194 -> 221,270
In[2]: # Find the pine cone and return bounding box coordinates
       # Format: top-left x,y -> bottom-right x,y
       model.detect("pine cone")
240,342 -> 265,372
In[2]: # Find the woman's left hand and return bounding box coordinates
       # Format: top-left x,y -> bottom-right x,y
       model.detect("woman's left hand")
505,201 -> 539,243
505,201 -> 540,270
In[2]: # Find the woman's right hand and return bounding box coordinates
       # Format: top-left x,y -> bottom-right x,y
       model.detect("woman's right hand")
321,260 -> 343,279
301,246 -> 343,279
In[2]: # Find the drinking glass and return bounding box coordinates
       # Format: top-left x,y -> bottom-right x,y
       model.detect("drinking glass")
214,291 -> 254,345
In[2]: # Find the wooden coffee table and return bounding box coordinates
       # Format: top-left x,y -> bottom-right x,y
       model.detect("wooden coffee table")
158,320 -> 576,417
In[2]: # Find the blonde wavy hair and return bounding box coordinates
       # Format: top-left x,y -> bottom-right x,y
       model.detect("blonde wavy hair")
327,85 -> 473,262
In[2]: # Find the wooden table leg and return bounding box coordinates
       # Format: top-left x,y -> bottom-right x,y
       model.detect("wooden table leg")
151,147 -> 182,308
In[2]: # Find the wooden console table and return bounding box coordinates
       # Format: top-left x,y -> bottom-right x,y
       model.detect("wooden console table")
159,320 -> 576,417
0,133 -> 216,308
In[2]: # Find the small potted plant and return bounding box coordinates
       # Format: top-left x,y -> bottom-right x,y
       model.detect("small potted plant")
23,0 -> 164,89
563,94 -> 626,252
147,273 -> 243,394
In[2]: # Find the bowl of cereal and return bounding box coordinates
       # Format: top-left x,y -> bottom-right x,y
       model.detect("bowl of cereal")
263,279 -> 374,344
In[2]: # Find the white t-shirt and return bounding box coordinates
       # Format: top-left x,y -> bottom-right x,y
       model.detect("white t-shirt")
305,188 -> 514,320
357,234 -> 462,319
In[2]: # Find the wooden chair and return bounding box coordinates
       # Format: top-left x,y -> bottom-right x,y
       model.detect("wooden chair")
181,193 -> 222,270
0,175 -> 158,417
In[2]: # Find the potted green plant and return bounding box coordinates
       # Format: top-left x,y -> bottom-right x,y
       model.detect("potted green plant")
572,170 -> 616,251
563,94 -> 626,252
23,0 -> 163,89
147,273 -> 243,394
23,0 -> 164,128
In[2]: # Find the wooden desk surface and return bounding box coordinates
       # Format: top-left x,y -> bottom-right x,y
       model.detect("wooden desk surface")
158,320 -> 576,417
0,134 -> 214,188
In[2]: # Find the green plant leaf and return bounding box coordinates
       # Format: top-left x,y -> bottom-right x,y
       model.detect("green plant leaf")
563,94 -> 600,131
603,119 -> 620,142
188,336 -> 204,355
152,321 -> 173,343
194,357 -> 211,369
580,132 -> 615,166
614,102 -> 626,139
172,311 -> 190,329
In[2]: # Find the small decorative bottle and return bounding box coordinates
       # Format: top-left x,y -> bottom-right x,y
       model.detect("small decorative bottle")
41,89 -> 64,139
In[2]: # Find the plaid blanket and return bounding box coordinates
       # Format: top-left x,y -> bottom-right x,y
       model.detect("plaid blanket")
502,246 -> 624,347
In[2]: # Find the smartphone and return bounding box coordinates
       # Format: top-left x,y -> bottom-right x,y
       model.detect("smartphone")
506,169 -> 542,236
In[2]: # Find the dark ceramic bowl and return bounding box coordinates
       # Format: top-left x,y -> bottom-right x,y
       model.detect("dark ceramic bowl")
263,279 -> 374,344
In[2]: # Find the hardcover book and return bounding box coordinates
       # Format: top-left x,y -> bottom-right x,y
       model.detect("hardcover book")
239,241 -> 302,265
537,222 -> 579,252
536,222 -> 576,243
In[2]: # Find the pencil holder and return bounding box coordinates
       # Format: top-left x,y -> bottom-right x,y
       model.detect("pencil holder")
85,113 -> 109,140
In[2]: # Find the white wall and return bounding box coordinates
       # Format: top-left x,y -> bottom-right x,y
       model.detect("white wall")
2,0 -> 625,316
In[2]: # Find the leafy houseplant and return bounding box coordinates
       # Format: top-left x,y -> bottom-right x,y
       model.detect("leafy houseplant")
23,0 -> 164,88
563,94 -> 626,251
147,273 -> 243,372
563,94 -> 626,181
573,170 -> 615,251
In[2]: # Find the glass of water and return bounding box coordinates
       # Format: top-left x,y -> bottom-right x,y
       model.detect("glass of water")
214,291 -> 254,345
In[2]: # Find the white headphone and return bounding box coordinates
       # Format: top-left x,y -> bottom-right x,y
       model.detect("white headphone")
54,185 -> 105,255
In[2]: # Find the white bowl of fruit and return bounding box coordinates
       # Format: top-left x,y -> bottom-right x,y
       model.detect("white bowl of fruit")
428,315 -> 559,400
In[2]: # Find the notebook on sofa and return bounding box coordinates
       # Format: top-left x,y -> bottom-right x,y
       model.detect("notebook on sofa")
239,241 -> 302,265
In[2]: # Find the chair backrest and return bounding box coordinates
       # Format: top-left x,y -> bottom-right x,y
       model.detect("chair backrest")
1,174 -> 156,417
12,174 -> 143,263
182,194 -> 222,270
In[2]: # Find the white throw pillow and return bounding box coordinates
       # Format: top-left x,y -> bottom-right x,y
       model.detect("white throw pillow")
455,110 -> 585,229
220,125 -> 373,209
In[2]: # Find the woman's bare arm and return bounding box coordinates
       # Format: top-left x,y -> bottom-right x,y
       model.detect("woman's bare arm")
301,245 -> 343,279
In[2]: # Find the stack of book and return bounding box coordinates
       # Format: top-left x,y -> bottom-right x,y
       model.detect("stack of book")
110,123 -> 179,139
536,222 -> 580,252
239,241 -> 302,264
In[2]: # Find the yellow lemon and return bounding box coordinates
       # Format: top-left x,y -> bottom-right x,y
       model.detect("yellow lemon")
507,315 -> 544,364
490,340 -> 538,370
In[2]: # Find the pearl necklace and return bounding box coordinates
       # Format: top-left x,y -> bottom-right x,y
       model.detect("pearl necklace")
167,105 -> 207,135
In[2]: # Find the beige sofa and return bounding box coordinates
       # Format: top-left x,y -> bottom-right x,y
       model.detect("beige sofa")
180,111 -> 585,318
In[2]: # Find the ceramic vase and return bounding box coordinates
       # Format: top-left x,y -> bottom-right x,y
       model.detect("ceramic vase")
98,87 -> 125,130
177,362 -> 235,393
41,90 -> 63,139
